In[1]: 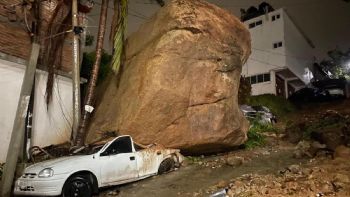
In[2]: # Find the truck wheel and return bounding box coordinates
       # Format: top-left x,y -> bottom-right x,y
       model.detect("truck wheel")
158,158 -> 175,174
62,176 -> 92,197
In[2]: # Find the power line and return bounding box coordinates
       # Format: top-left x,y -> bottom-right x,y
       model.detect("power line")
252,47 -> 312,60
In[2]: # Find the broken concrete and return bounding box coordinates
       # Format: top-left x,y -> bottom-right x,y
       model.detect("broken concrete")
88,0 -> 251,154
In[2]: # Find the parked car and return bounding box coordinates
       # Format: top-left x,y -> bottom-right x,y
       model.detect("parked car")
240,105 -> 277,124
288,87 -> 331,104
14,135 -> 183,197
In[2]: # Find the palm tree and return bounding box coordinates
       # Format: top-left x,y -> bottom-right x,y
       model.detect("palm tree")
111,0 -> 128,74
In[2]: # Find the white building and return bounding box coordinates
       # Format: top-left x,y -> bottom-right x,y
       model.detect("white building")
241,8 -> 315,98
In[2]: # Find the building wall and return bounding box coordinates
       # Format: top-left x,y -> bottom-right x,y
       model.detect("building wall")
0,59 -> 72,162
242,8 -> 314,96
283,11 -> 314,84
242,9 -> 288,95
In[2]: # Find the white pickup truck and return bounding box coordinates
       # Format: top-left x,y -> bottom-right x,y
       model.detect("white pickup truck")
14,135 -> 183,196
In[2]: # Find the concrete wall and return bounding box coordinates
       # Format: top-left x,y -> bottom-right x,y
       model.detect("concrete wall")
0,59 -> 72,162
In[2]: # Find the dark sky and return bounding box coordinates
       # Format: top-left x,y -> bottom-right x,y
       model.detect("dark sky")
87,0 -> 350,60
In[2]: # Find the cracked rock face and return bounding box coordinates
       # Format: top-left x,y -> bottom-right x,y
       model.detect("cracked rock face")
88,0 -> 251,154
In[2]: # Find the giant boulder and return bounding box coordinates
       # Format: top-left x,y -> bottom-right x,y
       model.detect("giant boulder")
87,0 -> 251,154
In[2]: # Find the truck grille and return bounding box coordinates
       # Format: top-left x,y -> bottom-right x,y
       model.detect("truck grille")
19,186 -> 35,191
22,173 -> 37,178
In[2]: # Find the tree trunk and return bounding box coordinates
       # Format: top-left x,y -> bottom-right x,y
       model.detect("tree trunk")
73,0 -> 108,147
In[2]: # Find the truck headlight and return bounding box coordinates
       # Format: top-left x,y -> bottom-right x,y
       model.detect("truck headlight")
38,168 -> 54,178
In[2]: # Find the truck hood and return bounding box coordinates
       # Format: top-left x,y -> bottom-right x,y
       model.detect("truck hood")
25,155 -> 94,174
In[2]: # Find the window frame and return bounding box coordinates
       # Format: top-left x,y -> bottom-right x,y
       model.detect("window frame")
263,73 -> 271,82
256,20 -> 263,26
250,75 -> 257,84
249,23 -> 256,29
100,136 -> 133,156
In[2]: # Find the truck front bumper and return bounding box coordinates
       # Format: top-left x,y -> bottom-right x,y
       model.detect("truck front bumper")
14,176 -> 66,196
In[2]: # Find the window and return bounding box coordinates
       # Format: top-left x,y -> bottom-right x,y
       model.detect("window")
250,76 -> 257,84
273,41 -> 283,49
256,20 -> 262,26
249,23 -> 256,29
264,73 -> 271,82
271,14 -> 281,22
249,20 -> 263,29
101,136 -> 133,156
249,73 -> 271,85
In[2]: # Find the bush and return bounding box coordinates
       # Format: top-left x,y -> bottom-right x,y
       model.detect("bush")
244,117 -> 279,149
248,94 -> 296,118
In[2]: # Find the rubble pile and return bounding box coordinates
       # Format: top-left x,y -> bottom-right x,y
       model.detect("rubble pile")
285,110 -> 350,157
223,157 -> 350,197
88,0 -> 251,154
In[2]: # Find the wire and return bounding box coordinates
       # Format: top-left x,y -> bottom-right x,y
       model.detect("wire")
249,57 -> 286,69
252,47 -> 311,60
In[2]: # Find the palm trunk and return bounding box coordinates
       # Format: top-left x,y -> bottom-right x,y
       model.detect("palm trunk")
73,0 -> 109,147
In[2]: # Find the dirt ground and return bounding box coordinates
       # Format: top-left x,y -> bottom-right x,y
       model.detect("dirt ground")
98,137 -> 302,197
99,100 -> 350,197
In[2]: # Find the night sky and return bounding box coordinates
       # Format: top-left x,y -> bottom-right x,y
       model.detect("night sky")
87,0 -> 350,60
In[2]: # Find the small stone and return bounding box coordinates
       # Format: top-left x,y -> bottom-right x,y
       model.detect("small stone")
226,156 -> 244,167
288,164 -> 301,174
334,145 -> 350,159
215,180 -> 227,188
334,173 -> 350,183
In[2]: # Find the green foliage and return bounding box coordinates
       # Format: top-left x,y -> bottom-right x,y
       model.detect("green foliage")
318,48 -> 350,79
238,76 -> 252,104
245,123 -> 266,149
112,0 -> 128,74
244,118 -> 278,149
186,156 -> 202,164
248,94 -> 296,118
81,50 -> 112,85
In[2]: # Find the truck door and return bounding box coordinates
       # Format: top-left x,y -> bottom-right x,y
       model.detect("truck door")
99,136 -> 138,185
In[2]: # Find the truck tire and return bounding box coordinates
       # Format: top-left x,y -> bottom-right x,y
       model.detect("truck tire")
158,158 -> 175,174
62,176 -> 92,197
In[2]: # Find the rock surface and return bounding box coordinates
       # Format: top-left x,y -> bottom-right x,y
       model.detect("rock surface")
88,0 -> 251,154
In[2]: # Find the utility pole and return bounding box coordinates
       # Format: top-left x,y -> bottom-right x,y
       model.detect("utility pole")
0,1 -> 40,196
71,0 -> 81,145
0,43 -> 40,197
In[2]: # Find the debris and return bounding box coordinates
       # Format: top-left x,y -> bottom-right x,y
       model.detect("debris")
334,145 -> 350,158
210,189 -> 227,197
225,156 -> 244,167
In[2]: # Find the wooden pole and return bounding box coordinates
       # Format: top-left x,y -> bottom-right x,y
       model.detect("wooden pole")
0,43 -> 40,197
